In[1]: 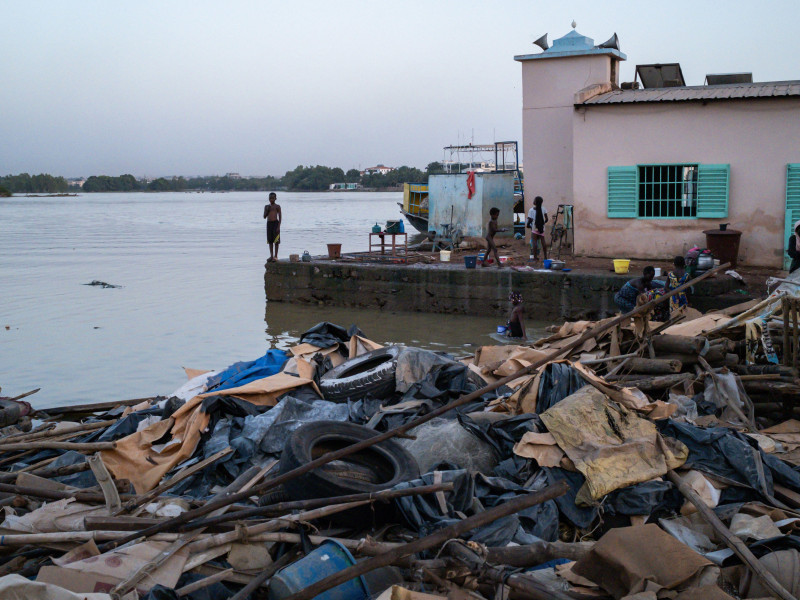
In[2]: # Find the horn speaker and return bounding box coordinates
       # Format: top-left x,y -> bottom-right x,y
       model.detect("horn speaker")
598,33 -> 619,50
533,34 -> 549,51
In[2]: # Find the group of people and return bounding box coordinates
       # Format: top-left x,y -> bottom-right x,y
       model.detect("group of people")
481,195 -> 549,268
613,257 -> 689,319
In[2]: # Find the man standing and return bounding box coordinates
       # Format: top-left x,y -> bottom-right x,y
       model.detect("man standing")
263,192 -> 282,262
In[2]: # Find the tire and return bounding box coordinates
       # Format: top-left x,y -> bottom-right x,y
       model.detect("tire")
279,421 -> 420,503
319,347 -> 401,402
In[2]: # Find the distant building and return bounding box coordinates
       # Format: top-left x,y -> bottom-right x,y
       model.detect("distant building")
225,172 -> 242,179
67,178 -> 86,188
515,27 -> 800,268
329,182 -> 361,190
361,165 -> 394,176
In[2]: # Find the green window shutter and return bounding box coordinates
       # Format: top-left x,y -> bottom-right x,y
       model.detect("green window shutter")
696,164 -> 730,218
785,164 -> 800,269
607,166 -> 637,218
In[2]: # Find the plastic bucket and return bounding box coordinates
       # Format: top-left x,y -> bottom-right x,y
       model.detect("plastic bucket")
613,259 -> 630,274
464,255 -> 477,269
440,250 -> 451,262
327,243 -> 342,259
543,259 -> 553,269
268,540 -> 370,600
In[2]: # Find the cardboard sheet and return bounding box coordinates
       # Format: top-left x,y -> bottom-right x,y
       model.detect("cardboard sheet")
540,387 -> 687,502
572,524 -> 718,599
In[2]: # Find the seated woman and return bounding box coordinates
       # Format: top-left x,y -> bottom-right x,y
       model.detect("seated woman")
614,266 -> 664,314
507,292 -> 526,339
667,256 -> 690,313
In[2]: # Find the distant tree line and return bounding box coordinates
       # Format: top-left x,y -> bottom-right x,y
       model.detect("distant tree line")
1,163 -> 446,195
0,173 -> 68,193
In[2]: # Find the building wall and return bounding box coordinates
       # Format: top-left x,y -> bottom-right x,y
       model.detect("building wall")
428,173 -> 514,238
520,54 -> 616,216
572,98 -> 800,267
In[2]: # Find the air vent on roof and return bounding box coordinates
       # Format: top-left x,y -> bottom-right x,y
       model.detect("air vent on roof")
705,73 -> 753,85
635,63 -> 685,89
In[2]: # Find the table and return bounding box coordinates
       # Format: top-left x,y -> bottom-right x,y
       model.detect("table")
369,232 -> 407,261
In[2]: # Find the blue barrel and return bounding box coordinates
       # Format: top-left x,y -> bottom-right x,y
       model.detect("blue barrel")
268,540 -> 370,600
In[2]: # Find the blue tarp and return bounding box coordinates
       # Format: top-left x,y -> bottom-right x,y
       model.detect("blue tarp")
204,349 -> 289,393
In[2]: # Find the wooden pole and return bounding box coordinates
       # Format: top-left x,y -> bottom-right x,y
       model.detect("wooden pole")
282,482 -> 569,600
180,482 -> 454,532
783,296 -> 791,367
175,568 -> 234,598
35,396 -> 158,416
793,299 -> 799,376
666,470 -> 797,600
0,440 -> 115,452
104,263 -> 730,550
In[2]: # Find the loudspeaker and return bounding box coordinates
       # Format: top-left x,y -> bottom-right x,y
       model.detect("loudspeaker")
598,33 -> 619,50
533,34 -> 549,51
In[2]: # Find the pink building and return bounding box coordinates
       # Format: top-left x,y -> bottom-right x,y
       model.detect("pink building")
515,29 -> 800,268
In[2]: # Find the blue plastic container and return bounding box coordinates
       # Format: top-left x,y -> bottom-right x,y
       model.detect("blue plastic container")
497,325 -> 508,334
268,540 -> 370,600
464,255 -> 477,269
543,258 -> 553,269
398,219 -> 405,233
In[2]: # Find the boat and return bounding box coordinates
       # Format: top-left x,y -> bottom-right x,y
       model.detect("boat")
399,183 -> 430,234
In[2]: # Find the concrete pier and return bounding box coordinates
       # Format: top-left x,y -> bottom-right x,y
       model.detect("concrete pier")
265,260 -> 747,320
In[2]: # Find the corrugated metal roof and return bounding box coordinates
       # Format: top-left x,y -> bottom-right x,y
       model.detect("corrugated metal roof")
580,81 -> 800,105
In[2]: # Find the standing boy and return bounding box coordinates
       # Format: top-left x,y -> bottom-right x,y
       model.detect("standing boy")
481,207 -> 506,268
263,192 -> 282,262
527,196 -> 548,261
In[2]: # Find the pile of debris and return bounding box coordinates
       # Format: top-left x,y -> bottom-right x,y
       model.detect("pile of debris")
1,266 -> 800,600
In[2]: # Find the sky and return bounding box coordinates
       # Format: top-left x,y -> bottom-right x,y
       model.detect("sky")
2,0 -> 799,179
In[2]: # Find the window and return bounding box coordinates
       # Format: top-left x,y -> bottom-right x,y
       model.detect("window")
638,164 -> 697,218
608,163 -> 729,219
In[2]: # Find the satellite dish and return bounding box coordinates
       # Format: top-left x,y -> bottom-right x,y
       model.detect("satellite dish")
598,33 -> 619,51
533,33 -> 549,51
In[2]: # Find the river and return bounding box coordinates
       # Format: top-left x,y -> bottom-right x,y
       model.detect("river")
1,191 -> 544,408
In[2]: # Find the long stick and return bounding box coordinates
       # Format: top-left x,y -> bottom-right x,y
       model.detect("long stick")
666,470 -> 797,600
283,481 -> 569,600
0,481 -> 133,504
175,568 -> 234,598
0,440 -> 115,452
36,396 -> 157,415
180,482 -> 454,532
105,263 -> 729,549
783,296 -> 791,367
0,420 -> 116,444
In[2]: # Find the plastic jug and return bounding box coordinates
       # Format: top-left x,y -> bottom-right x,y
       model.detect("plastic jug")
301,251 -> 311,262
372,223 -> 381,234
398,220 -> 405,233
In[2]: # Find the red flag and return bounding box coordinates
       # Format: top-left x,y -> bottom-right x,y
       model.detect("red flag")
467,171 -> 476,199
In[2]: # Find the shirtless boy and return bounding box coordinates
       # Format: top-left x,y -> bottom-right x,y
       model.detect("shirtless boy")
263,192 -> 282,262
481,207 -> 506,268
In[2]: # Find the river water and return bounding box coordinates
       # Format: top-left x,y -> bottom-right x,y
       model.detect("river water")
1,191 -> 544,408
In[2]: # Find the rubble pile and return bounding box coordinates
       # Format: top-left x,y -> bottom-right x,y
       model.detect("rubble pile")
1,274 -> 800,599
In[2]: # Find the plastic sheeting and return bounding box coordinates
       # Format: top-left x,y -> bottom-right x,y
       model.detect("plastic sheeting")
300,322 -> 362,350
658,419 -> 800,504
204,349 -> 288,393
392,469 -> 559,545
536,362 -> 586,414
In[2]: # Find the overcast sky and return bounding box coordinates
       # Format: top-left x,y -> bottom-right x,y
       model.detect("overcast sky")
2,0 -> 798,178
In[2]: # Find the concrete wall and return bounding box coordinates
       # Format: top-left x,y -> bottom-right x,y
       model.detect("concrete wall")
428,173 -> 514,237
265,260 -> 742,320
520,54 -> 617,218
572,99 -> 800,267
